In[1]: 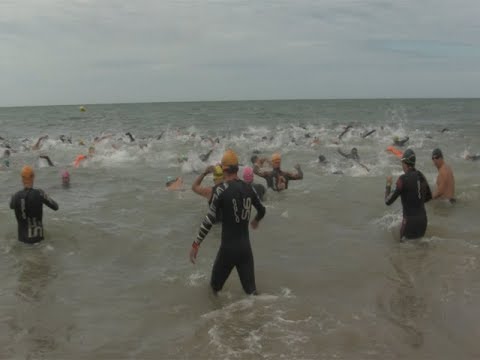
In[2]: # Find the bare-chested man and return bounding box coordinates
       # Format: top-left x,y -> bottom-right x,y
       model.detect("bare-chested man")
431,148 -> 455,203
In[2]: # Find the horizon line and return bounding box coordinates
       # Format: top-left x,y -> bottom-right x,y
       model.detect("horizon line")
1,96 -> 479,109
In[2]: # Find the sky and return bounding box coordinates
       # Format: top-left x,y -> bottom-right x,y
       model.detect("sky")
1,0 -> 480,106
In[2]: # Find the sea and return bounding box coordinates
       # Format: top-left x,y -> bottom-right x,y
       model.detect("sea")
0,98 -> 479,359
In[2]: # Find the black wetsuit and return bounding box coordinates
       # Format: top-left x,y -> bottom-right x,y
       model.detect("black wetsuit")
10,188 -> 59,244
385,168 -> 432,240
258,168 -> 303,192
195,179 -> 266,294
252,183 -> 266,201
208,183 -> 223,223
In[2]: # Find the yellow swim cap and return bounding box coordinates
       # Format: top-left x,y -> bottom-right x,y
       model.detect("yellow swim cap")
213,165 -> 223,181
221,149 -> 239,170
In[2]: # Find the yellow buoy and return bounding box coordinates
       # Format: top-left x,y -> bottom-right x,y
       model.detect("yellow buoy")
79,106 -> 86,112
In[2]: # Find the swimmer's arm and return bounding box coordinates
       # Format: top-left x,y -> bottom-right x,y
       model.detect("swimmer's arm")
32,135 -> 48,150
286,164 -> 303,180
337,148 -> 349,158
194,185 -> 224,246
253,165 -> 271,178
40,190 -> 59,211
192,167 -> 213,200
251,189 -> 266,223
39,155 -> 54,166
9,194 -> 15,209
385,177 -> 402,205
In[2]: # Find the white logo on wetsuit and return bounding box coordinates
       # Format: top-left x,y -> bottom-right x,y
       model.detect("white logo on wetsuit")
232,197 -> 252,223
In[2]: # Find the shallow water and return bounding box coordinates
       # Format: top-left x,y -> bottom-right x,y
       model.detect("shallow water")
1,99 -> 479,359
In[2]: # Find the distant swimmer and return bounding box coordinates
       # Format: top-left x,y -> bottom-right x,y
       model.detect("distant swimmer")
254,153 -> 303,192
337,147 -> 359,161
192,165 -> 224,201
10,166 -> 59,244
431,148 -> 455,203
61,170 -> 70,188
32,135 -> 48,150
189,149 -> 266,295
166,176 -> 184,191
243,166 -> 266,201
74,146 -> 95,168
338,125 -> 352,139
386,146 -> 403,159
393,136 -> 410,147
465,152 -> 480,161
385,149 -> 432,240
337,147 -> 369,171
2,149 -> 11,168
38,155 -> 54,167
362,129 -> 376,138
440,128 -> 449,133
199,149 -> 214,162
125,132 -> 135,142
318,155 -> 328,164
59,135 -> 72,144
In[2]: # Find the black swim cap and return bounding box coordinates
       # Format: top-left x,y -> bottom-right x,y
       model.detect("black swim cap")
401,148 -> 416,166
432,148 -> 443,159
318,155 -> 326,162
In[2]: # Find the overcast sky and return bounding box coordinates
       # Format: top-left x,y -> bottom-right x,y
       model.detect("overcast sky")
1,0 -> 479,106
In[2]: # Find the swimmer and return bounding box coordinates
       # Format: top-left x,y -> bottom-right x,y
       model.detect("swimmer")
254,153 -> 303,192
385,149 -> 432,240
165,176 -> 184,191
189,149 -> 266,295
393,136 -> 410,147
243,166 -> 266,201
61,170 -> 70,188
10,166 -> 59,244
431,148 -> 456,203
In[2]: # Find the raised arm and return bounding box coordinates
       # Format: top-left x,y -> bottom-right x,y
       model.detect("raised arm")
285,164 -> 304,180
40,190 -> 59,211
192,166 -> 214,200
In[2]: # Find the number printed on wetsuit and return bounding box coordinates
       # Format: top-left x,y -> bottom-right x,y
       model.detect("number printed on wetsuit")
232,197 -> 252,223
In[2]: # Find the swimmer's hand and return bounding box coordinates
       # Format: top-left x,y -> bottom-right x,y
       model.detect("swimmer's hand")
386,176 -> 393,186
204,165 -> 215,174
190,242 -> 199,264
250,219 -> 259,229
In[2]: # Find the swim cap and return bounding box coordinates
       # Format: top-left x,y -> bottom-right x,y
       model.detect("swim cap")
21,165 -> 34,179
221,149 -> 239,170
432,148 -> 443,159
271,153 -> 281,164
61,170 -> 70,179
243,166 -> 254,183
401,148 -> 416,166
213,165 -> 223,181
165,176 -> 176,186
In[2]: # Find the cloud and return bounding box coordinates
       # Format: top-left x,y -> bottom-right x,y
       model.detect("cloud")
1,0 -> 479,106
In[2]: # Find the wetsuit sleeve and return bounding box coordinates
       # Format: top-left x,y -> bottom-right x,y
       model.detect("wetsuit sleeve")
337,149 -> 349,158
418,171 -> 432,202
194,185 -> 224,245
251,187 -> 266,222
9,194 -> 15,209
40,190 -> 59,210
385,177 -> 403,205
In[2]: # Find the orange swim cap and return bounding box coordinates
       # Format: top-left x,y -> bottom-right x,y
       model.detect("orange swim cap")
221,149 -> 239,170
21,165 -> 34,179
271,153 -> 281,164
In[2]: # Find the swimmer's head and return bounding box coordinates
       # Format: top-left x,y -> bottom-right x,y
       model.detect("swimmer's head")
221,149 -> 239,173
432,148 -> 443,160
243,166 -> 254,183
61,170 -> 70,185
21,165 -> 34,187
401,148 -> 416,167
271,153 -> 281,168
213,165 -> 224,184
165,176 -> 177,187
88,146 -> 95,155
250,155 -> 259,164
351,148 -> 358,155
318,155 -> 326,163
4,149 -> 10,157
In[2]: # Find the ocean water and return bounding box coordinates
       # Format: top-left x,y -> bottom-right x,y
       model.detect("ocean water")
0,99 -> 479,359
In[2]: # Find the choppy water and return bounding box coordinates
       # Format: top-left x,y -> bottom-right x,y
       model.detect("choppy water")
0,99 -> 479,359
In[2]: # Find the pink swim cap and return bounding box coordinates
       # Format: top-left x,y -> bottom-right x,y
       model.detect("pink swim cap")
243,166 -> 254,183
61,170 -> 70,179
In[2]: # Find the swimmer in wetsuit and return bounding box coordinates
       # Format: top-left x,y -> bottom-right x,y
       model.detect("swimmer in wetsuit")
385,149 -> 432,240
254,153 -> 303,192
9,166 -> 59,244
189,149 -> 266,295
